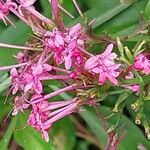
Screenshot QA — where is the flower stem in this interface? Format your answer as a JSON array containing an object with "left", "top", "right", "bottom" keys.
[
  {"left": 44, "top": 84, "right": 77, "bottom": 100},
  {"left": 44, "top": 102, "right": 78, "bottom": 125},
  {"left": 39, "top": 75, "right": 70, "bottom": 80},
  {"left": 43, "top": 98, "right": 76, "bottom": 111},
  {"left": 77, "top": 46, "right": 94, "bottom": 57},
  {"left": 52, "top": 66, "right": 71, "bottom": 74},
  {"left": 0, "top": 62, "right": 28, "bottom": 71}
]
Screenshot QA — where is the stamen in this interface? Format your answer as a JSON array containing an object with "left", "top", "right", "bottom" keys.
[
  {"left": 77, "top": 46, "right": 94, "bottom": 57},
  {"left": 4, "top": 15, "right": 16, "bottom": 28},
  {"left": 52, "top": 66, "right": 71, "bottom": 74},
  {"left": 4, "top": 108, "right": 14, "bottom": 122},
  {"left": 43, "top": 52, "right": 54, "bottom": 63},
  {"left": 72, "top": 0, "right": 83, "bottom": 17},
  {"left": 0, "top": 43, "right": 41, "bottom": 51},
  {"left": 0, "top": 62, "right": 28, "bottom": 71},
  {"left": 88, "top": 18, "right": 96, "bottom": 26},
  {"left": 4, "top": 86, "right": 13, "bottom": 104},
  {"left": 58, "top": 5, "right": 75, "bottom": 19}
]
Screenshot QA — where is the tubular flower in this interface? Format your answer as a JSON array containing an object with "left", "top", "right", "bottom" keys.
[
  {"left": 0, "top": 0, "right": 17, "bottom": 25},
  {"left": 17, "top": 0, "right": 36, "bottom": 16},
  {"left": 84, "top": 44, "right": 120, "bottom": 85},
  {"left": 134, "top": 53, "right": 150, "bottom": 75},
  {"left": 28, "top": 94, "right": 96, "bottom": 142},
  {"left": 121, "top": 72, "right": 139, "bottom": 92}
]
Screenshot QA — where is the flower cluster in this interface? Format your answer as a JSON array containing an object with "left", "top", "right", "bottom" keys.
[{"left": 0, "top": 0, "right": 150, "bottom": 142}]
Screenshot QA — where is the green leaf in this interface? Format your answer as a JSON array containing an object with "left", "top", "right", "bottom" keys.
[
  {"left": 92, "top": 3, "right": 131, "bottom": 29},
  {"left": 79, "top": 108, "right": 107, "bottom": 150},
  {"left": 0, "top": 21, "right": 31, "bottom": 67},
  {"left": 0, "top": 76, "right": 11, "bottom": 93},
  {"left": 144, "top": 0, "right": 150, "bottom": 18},
  {"left": 0, "top": 117, "right": 17, "bottom": 150},
  {"left": 81, "top": 106, "right": 150, "bottom": 150},
  {"left": 14, "top": 113, "right": 55, "bottom": 150},
  {"left": 51, "top": 117, "right": 76, "bottom": 150},
  {"left": 0, "top": 96, "right": 11, "bottom": 122},
  {"left": 94, "top": 0, "right": 148, "bottom": 36},
  {"left": 49, "top": 85, "right": 150, "bottom": 149},
  {"left": 69, "top": 0, "right": 131, "bottom": 28},
  {"left": 76, "top": 141, "right": 89, "bottom": 150}
]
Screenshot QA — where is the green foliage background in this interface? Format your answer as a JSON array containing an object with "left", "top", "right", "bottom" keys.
[{"left": 0, "top": 0, "right": 150, "bottom": 150}]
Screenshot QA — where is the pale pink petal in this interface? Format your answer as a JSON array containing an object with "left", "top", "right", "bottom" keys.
[
  {"left": 12, "top": 108, "right": 18, "bottom": 116},
  {"left": 67, "top": 41, "right": 76, "bottom": 51},
  {"left": 23, "top": 0, "right": 36, "bottom": 7},
  {"left": 99, "top": 73, "right": 106, "bottom": 85},
  {"left": 55, "top": 34, "right": 64, "bottom": 46},
  {"left": 43, "top": 64, "right": 52, "bottom": 71},
  {"left": 32, "top": 64, "right": 43, "bottom": 76},
  {"left": 42, "top": 130, "right": 49, "bottom": 142},
  {"left": 24, "top": 82, "right": 33, "bottom": 92},
  {"left": 65, "top": 56, "right": 72, "bottom": 70},
  {"left": 34, "top": 80, "right": 43, "bottom": 94},
  {"left": 69, "top": 23, "right": 81, "bottom": 36},
  {"left": 10, "top": 68, "right": 18, "bottom": 77},
  {"left": 101, "top": 43, "right": 113, "bottom": 56},
  {"left": 12, "top": 85, "right": 19, "bottom": 95},
  {"left": 92, "top": 67, "right": 100, "bottom": 73},
  {"left": 7, "top": 2, "right": 17, "bottom": 9},
  {"left": 106, "top": 73, "right": 118, "bottom": 85},
  {"left": 84, "top": 56, "right": 99, "bottom": 70}
]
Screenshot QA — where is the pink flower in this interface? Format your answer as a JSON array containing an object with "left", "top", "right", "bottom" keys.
[
  {"left": 28, "top": 97, "right": 50, "bottom": 142},
  {"left": 12, "top": 96, "right": 29, "bottom": 116},
  {"left": 50, "top": 0, "right": 59, "bottom": 19},
  {"left": 10, "top": 68, "right": 22, "bottom": 95},
  {"left": 28, "top": 95, "right": 79, "bottom": 142},
  {"left": 18, "top": 0, "right": 36, "bottom": 16},
  {"left": 0, "top": 0, "right": 17, "bottom": 24},
  {"left": 64, "top": 41, "right": 84, "bottom": 70},
  {"left": 134, "top": 53, "right": 150, "bottom": 74},
  {"left": 121, "top": 72, "right": 139, "bottom": 92},
  {"left": 23, "top": 62, "right": 52, "bottom": 94},
  {"left": 27, "top": 94, "right": 97, "bottom": 142},
  {"left": 44, "top": 23, "right": 84, "bottom": 70},
  {"left": 15, "top": 52, "right": 27, "bottom": 63},
  {"left": 84, "top": 44, "right": 120, "bottom": 85}
]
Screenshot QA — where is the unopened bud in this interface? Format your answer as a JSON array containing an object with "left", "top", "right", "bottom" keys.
[
  {"left": 135, "top": 119, "right": 141, "bottom": 125},
  {"left": 131, "top": 99, "right": 144, "bottom": 112}
]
